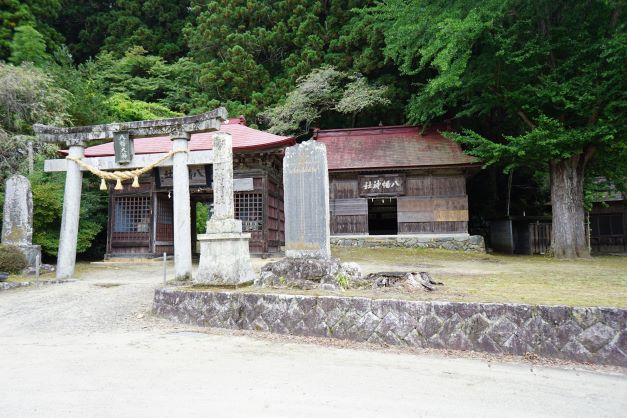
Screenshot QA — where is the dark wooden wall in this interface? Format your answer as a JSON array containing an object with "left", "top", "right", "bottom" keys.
[
  {"left": 106, "top": 152, "right": 286, "bottom": 258},
  {"left": 590, "top": 200, "right": 626, "bottom": 252},
  {"left": 329, "top": 171, "right": 469, "bottom": 235},
  {"left": 329, "top": 178, "right": 368, "bottom": 234}
]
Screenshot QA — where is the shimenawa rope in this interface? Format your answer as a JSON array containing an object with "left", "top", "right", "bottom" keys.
[{"left": 65, "top": 149, "right": 188, "bottom": 191}]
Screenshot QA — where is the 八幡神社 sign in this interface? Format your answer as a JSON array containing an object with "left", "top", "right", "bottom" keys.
[{"left": 359, "top": 174, "right": 406, "bottom": 196}]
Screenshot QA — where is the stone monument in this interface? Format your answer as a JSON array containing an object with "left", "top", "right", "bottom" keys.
[
  {"left": 283, "top": 140, "right": 331, "bottom": 259},
  {"left": 195, "top": 132, "right": 255, "bottom": 285},
  {"left": 256, "top": 140, "right": 360, "bottom": 291},
  {"left": 1, "top": 175, "right": 41, "bottom": 266}
]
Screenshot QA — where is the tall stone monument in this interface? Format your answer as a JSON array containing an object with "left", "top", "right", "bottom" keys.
[
  {"left": 195, "top": 132, "right": 255, "bottom": 285},
  {"left": 283, "top": 140, "right": 331, "bottom": 259},
  {"left": 1, "top": 175, "right": 41, "bottom": 266}
]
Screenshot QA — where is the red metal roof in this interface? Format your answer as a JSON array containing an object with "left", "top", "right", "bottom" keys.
[
  {"left": 313, "top": 125, "right": 478, "bottom": 171},
  {"left": 76, "top": 117, "right": 294, "bottom": 157}
]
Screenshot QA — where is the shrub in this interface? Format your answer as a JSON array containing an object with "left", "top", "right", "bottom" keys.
[{"left": 0, "top": 244, "right": 28, "bottom": 273}]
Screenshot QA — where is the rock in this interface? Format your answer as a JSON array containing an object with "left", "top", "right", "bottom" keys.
[
  {"left": 578, "top": 323, "right": 615, "bottom": 353},
  {"left": 256, "top": 258, "right": 444, "bottom": 293},
  {"left": 365, "top": 271, "right": 443, "bottom": 291},
  {"left": 255, "top": 257, "right": 361, "bottom": 290}
]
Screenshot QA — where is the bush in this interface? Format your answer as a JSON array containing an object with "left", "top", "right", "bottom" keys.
[{"left": 0, "top": 244, "right": 28, "bottom": 273}]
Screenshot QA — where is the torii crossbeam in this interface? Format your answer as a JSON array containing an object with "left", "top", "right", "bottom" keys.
[{"left": 33, "top": 108, "right": 227, "bottom": 280}]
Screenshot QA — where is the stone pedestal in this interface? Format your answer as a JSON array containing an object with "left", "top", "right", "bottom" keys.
[
  {"left": 194, "top": 133, "right": 254, "bottom": 285},
  {"left": 196, "top": 237, "right": 255, "bottom": 286}
]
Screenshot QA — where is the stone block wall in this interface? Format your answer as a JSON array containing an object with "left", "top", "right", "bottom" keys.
[
  {"left": 331, "top": 235, "right": 485, "bottom": 252},
  {"left": 154, "top": 289, "right": 626, "bottom": 366}
]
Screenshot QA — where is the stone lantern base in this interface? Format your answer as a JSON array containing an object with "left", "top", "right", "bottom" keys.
[{"left": 194, "top": 219, "right": 255, "bottom": 285}]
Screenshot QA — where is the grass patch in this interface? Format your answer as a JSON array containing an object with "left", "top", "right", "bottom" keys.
[
  {"left": 331, "top": 247, "right": 627, "bottom": 307},
  {"left": 179, "top": 248, "right": 627, "bottom": 308}
]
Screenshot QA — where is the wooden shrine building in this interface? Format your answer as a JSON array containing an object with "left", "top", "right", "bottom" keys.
[
  {"left": 313, "top": 125, "right": 481, "bottom": 236},
  {"left": 74, "top": 117, "right": 294, "bottom": 258},
  {"left": 59, "top": 121, "right": 483, "bottom": 260}
]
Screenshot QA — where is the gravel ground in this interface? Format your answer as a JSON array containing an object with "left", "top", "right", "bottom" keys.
[{"left": 0, "top": 260, "right": 625, "bottom": 417}]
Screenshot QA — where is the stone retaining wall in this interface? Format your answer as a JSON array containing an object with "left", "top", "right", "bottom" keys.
[
  {"left": 154, "top": 289, "right": 626, "bottom": 367},
  {"left": 331, "top": 235, "right": 486, "bottom": 252}
]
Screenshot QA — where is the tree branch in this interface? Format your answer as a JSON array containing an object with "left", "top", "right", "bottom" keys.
[
  {"left": 516, "top": 110, "right": 536, "bottom": 130},
  {"left": 582, "top": 145, "right": 597, "bottom": 168}
]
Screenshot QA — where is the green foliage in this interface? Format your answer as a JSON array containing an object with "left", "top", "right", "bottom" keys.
[
  {"left": 104, "top": 93, "right": 182, "bottom": 122},
  {"left": 368, "top": 0, "right": 626, "bottom": 183},
  {"left": 0, "top": 0, "right": 63, "bottom": 61},
  {"left": 9, "top": 25, "right": 49, "bottom": 66},
  {"left": 262, "top": 66, "right": 390, "bottom": 135},
  {"left": 0, "top": 63, "right": 70, "bottom": 134},
  {"left": 195, "top": 202, "right": 209, "bottom": 234},
  {"left": 0, "top": 63, "right": 70, "bottom": 183},
  {"left": 0, "top": 245, "right": 28, "bottom": 273},
  {"left": 336, "top": 273, "right": 350, "bottom": 290},
  {"left": 366, "top": 0, "right": 626, "bottom": 256},
  {"left": 55, "top": 0, "right": 190, "bottom": 62},
  {"left": 29, "top": 158, "right": 108, "bottom": 257}
]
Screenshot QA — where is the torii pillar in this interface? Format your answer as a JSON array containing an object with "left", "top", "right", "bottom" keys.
[
  {"left": 57, "top": 141, "right": 85, "bottom": 279},
  {"left": 33, "top": 108, "right": 227, "bottom": 280},
  {"left": 170, "top": 131, "right": 192, "bottom": 280}
]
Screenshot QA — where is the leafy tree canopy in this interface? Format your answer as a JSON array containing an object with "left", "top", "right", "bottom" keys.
[
  {"left": 0, "top": 0, "right": 63, "bottom": 60},
  {"left": 367, "top": 0, "right": 626, "bottom": 257},
  {"left": 9, "top": 25, "right": 50, "bottom": 66},
  {"left": 262, "top": 66, "right": 390, "bottom": 136}
]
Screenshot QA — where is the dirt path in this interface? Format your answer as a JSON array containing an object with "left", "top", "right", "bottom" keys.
[{"left": 0, "top": 261, "right": 625, "bottom": 417}]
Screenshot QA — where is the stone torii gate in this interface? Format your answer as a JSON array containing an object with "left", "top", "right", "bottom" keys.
[{"left": 33, "top": 108, "right": 227, "bottom": 280}]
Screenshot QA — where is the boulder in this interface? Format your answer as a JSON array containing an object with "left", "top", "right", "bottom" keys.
[{"left": 255, "top": 257, "right": 362, "bottom": 290}]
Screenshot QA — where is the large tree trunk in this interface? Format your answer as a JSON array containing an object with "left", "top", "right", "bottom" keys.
[{"left": 549, "top": 153, "right": 590, "bottom": 258}]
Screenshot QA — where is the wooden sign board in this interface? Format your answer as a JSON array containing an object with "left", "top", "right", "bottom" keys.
[
  {"left": 359, "top": 174, "right": 406, "bottom": 197},
  {"left": 113, "top": 132, "right": 133, "bottom": 164},
  {"left": 155, "top": 165, "right": 212, "bottom": 188}
]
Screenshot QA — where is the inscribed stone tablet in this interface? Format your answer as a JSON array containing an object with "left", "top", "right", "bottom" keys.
[
  {"left": 283, "top": 140, "right": 330, "bottom": 259},
  {"left": 1, "top": 175, "right": 33, "bottom": 246}
]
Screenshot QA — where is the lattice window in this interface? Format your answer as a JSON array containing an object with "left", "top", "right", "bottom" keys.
[
  {"left": 112, "top": 196, "right": 151, "bottom": 241},
  {"left": 156, "top": 195, "right": 174, "bottom": 242},
  {"left": 235, "top": 192, "right": 263, "bottom": 232}
]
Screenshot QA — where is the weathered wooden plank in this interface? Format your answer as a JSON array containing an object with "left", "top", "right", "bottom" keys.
[
  {"left": 331, "top": 198, "right": 368, "bottom": 215},
  {"left": 397, "top": 211, "right": 434, "bottom": 222},
  {"left": 331, "top": 179, "right": 359, "bottom": 199},
  {"left": 406, "top": 175, "right": 466, "bottom": 197},
  {"left": 398, "top": 221, "right": 468, "bottom": 234},
  {"left": 432, "top": 175, "right": 466, "bottom": 197},
  {"left": 331, "top": 215, "right": 368, "bottom": 234},
  {"left": 397, "top": 196, "right": 468, "bottom": 212},
  {"left": 433, "top": 210, "right": 469, "bottom": 222},
  {"left": 406, "top": 176, "right": 432, "bottom": 196}
]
